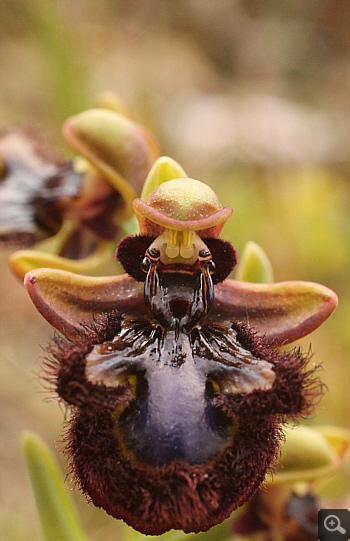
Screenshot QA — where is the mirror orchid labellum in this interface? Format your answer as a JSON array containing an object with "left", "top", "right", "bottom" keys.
[{"left": 24, "top": 174, "right": 337, "bottom": 535}]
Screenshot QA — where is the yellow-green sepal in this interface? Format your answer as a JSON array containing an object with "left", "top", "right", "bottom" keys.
[
  {"left": 235, "top": 241, "right": 274, "bottom": 283},
  {"left": 140, "top": 156, "right": 187, "bottom": 201},
  {"left": 265, "top": 425, "right": 350, "bottom": 485}
]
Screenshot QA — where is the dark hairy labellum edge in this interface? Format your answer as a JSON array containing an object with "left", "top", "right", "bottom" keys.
[
  {"left": 43, "top": 313, "right": 324, "bottom": 535},
  {"left": 65, "top": 407, "right": 281, "bottom": 535}
]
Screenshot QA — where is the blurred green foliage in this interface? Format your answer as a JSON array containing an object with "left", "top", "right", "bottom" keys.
[{"left": 0, "top": 0, "right": 349, "bottom": 539}]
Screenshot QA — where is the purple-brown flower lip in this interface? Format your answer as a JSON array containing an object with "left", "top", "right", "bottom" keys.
[
  {"left": 47, "top": 306, "right": 323, "bottom": 535},
  {"left": 0, "top": 131, "right": 75, "bottom": 246}
]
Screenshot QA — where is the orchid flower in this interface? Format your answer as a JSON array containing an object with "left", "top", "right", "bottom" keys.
[
  {"left": 0, "top": 94, "right": 159, "bottom": 279},
  {"left": 23, "top": 157, "right": 337, "bottom": 535}
]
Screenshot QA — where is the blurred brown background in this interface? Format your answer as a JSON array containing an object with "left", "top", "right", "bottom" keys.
[{"left": 1, "top": 1, "right": 349, "bottom": 539}]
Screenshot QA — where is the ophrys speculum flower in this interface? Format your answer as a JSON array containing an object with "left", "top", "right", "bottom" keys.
[
  {"left": 1, "top": 97, "right": 159, "bottom": 279},
  {"left": 24, "top": 169, "right": 337, "bottom": 535}
]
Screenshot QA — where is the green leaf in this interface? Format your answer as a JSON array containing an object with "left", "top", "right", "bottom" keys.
[
  {"left": 22, "top": 431, "right": 90, "bottom": 541},
  {"left": 235, "top": 241, "right": 274, "bottom": 283}
]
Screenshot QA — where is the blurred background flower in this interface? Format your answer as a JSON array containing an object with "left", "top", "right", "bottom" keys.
[
  {"left": 1, "top": 105, "right": 159, "bottom": 280},
  {"left": 0, "top": 1, "right": 349, "bottom": 539}
]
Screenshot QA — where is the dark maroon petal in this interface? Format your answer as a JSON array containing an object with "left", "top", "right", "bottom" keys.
[
  {"left": 203, "top": 238, "right": 237, "bottom": 284},
  {"left": 115, "top": 235, "right": 156, "bottom": 281},
  {"left": 39, "top": 290, "right": 326, "bottom": 535},
  {"left": 209, "top": 279, "right": 338, "bottom": 345}
]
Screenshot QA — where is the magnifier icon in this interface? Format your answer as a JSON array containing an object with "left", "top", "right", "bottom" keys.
[{"left": 324, "top": 514, "right": 346, "bottom": 534}]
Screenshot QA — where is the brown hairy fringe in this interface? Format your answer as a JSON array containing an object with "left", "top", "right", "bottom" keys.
[
  {"left": 65, "top": 403, "right": 283, "bottom": 535},
  {"left": 42, "top": 310, "right": 131, "bottom": 409},
  {"left": 40, "top": 312, "right": 325, "bottom": 535}
]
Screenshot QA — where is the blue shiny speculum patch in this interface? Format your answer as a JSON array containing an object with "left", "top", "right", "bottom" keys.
[
  {"left": 85, "top": 256, "right": 274, "bottom": 466},
  {"left": 119, "top": 330, "right": 234, "bottom": 465}
]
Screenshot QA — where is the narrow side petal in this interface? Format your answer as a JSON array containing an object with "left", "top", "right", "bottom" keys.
[
  {"left": 209, "top": 280, "right": 338, "bottom": 345},
  {"left": 24, "top": 269, "right": 145, "bottom": 340}
]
